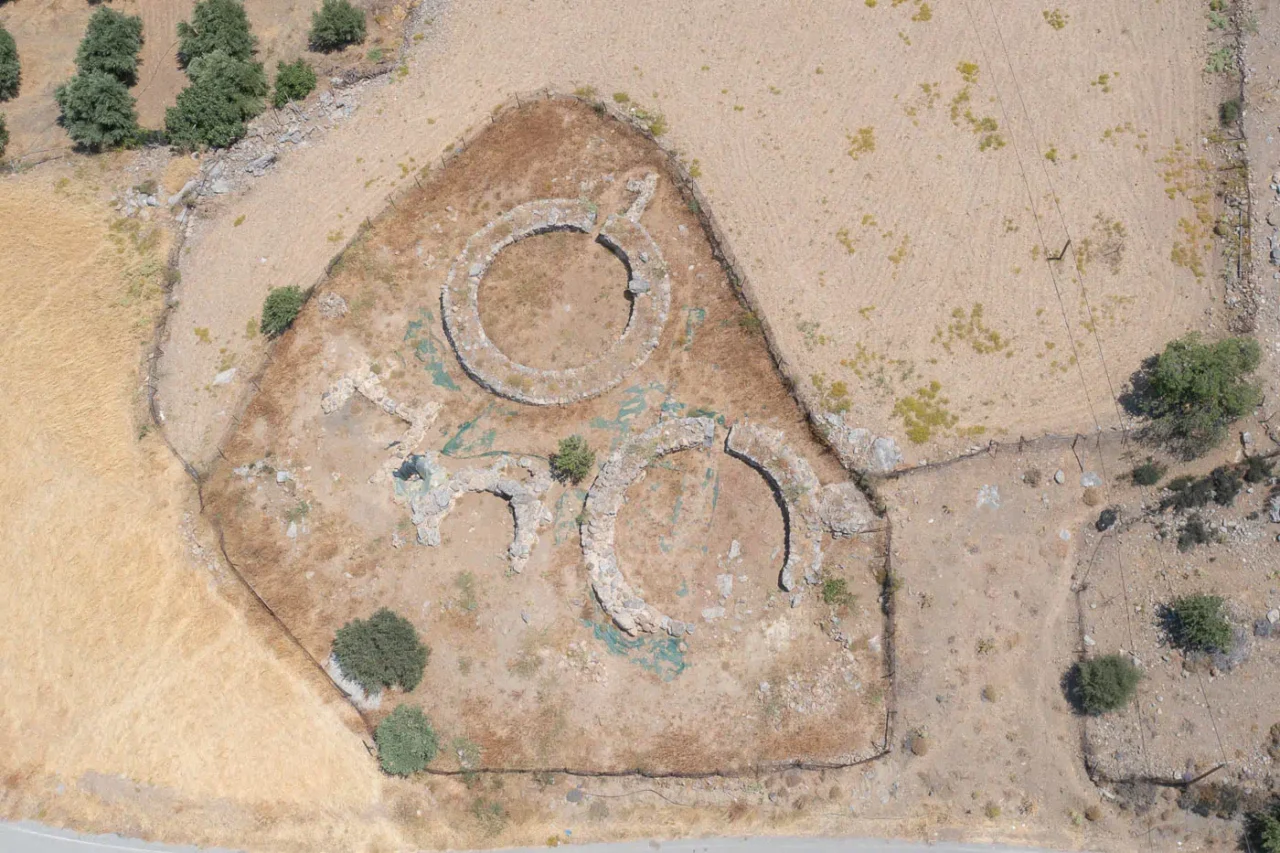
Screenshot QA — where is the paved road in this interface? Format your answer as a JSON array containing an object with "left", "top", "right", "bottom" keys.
[{"left": 1, "top": 822, "right": 1081, "bottom": 853}]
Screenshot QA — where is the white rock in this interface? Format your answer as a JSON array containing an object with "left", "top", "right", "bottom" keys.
[{"left": 212, "top": 367, "right": 237, "bottom": 386}]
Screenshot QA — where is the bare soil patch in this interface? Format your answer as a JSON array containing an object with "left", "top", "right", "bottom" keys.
[{"left": 206, "top": 98, "right": 889, "bottom": 773}]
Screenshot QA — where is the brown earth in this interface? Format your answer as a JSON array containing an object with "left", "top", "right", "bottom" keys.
[{"left": 205, "top": 98, "right": 890, "bottom": 773}]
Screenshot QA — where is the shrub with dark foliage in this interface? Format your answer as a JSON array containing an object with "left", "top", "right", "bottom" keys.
[
  {"left": 332, "top": 607, "right": 429, "bottom": 694},
  {"left": 1129, "top": 334, "right": 1261, "bottom": 459},
  {"left": 374, "top": 705, "right": 438, "bottom": 776},
  {"left": 1068, "top": 654, "right": 1141, "bottom": 715},
  {"left": 177, "top": 0, "right": 256, "bottom": 67},
  {"left": 76, "top": 7, "right": 144, "bottom": 85},
  {"left": 0, "top": 25, "right": 20, "bottom": 101},
  {"left": 551, "top": 434, "right": 595, "bottom": 484},
  {"left": 165, "top": 49, "right": 267, "bottom": 149},
  {"left": 1167, "top": 594, "right": 1232, "bottom": 653},
  {"left": 272, "top": 58, "right": 316, "bottom": 108},
  {"left": 55, "top": 71, "right": 138, "bottom": 150},
  {"left": 309, "top": 0, "right": 366, "bottom": 52},
  {"left": 258, "top": 285, "right": 304, "bottom": 337}
]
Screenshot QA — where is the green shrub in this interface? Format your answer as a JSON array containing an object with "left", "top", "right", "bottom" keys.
[
  {"left": 1167, "top": 594, "right": 1232, "bottom": 653},
  {"left": 1244, "top": 455, "right": 1274, "bottom": 484},
  {"left": 55, "top": 71, "right": 138, "bottom": 150},
  {"left": 1209, "top": 465, "right": 1242, "bottom": 506},
  {"left": 1131, "top": 458, "right": 1166, "bottom": 487},
  {"left": 272, "top": 58, "right": 315, "bottom": 108},
  {"left": 1177, "top": 513, "right": 1217, "bottom": 552},
  {"left": 177, "top": 0, "right": 256, "bottom": 67},
  {"left": 1219, "top": 98, "right": 1242, "bottom": 126},
  {"left": 258, "top": 285, "right": 304, "bottom": 337},
  {"left": 1247, "top": 805, "right": 1280, "bottom": 853},
  {"left": 1131, "top": 334, "right": 1261, "bottom": 459},
  {"left": 551, "top": 434, "right": 595, "bottom": 484},
  {"left": 0, "top": 25, "right": 20, "bottom": 101},
  {"left": 374, "top": 704, "right": 438, "bottom": 776},
  {"left": 1070, "top": 654, "right": 1141, "bottom": 715},
  {"left": 77, "top": 7, "right": 144, "bottom": 85},
  {"left": 309, "top": 0, "right": 366, "bottom": 52},
  {"left": 0, "top": 114, "right": 8, "bottom": 159},
  {"left": 165, "top": 50, "right": 267, "bottom": 149},
  {"left": 821, "top": 577, "right": 854, "bottom": 607},
  {"left": 332, "top": 607, "right": 429, "bottom": 693}
]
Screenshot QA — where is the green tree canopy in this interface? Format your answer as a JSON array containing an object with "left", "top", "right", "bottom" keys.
[
  {"left": 332, "top": 607, "right": 429, "bottom": 694},
  {"left": 164, "top": 49, "right": 266, "bottom": 149},
  {"left": 77, "top": 7, "right": 144, "bottom": 85},
  {"left": 55, "top": 71, "right": 138, "bottom": 150},
  {"left": 272, "top": 58, "right": 316, "bottom": 108},
  {"left": 309, "top": 0, "right": 366, "bottom": 52},
  {"left": 177, "top": 0, "right": 256, "bottom": 68},
  {"left": 0, "top": 25, "right": 20, "bottom": 101},
  {"left": 1132, "top": 334, "right": 1261, "bottom": 458},
  {"left": 1167, "top": 594, "right": 1233, "bottom": 653},
  {"left": 259, "top": 285, "right": 304, "bottom": 336},
  {"left": 0, "top": 113, "right": 9, "bottom": 159},
  {"left": 551, "top": 434, "right": 595, "bottom": 484},
  {"left": 374, "top": 705, "right": 439, "bottom": 776}
]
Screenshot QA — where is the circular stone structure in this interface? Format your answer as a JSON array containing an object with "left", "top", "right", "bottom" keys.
[{"left": 441, "top": 196, "right": 672, "bottom": 405}]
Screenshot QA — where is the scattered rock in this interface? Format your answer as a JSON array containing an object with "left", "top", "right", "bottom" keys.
[
  {"left": 318, "top": 292, "right": 349, "bottom": 318},
  {"left": 716, "top": 574, "right": 734, "bottom": 599},
  {"left": 245, "top": 152, "right": 277, "bottom": 173},
  {"left": 212, "top": 367, "right": 237, "bottom": 386},
  {"left": 1080, "top": 471, "right": 1103, "bottom": 488},
  {"left": 976, "top": 484, "right": 1001, "bottom": 509},
  {"left": 1054, "top": 469, "right": 1065, "bottom": 485},
  {"left": 701, "top": 606, "right": 726, "bottom": 621}
]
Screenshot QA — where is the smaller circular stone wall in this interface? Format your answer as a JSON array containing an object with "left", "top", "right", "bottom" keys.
[{"left": 440, "top": 198, "right": 672, "bottom": 405}]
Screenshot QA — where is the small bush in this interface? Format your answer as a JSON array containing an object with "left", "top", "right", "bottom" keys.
[
  {"left": 0, "top": 25, "right": 20, "bottom": 101},
  {"left": 1023, "top": 468, "right": 1042, "bottom": 487},
  {"left": 77, "top": 7, "right": 144, "bottom": 85},
  {"left": 1209, "top": 465, "right": 1242, "bottom": 506},
  {"left": 55, "top": 71, "right": 138, "bottom": 150},
  {"left": 1177, "top": 513, "right": 1216, "bottom": 552},
  {"left": 374, "top": 704, "right": 438, "bottom": 776},
  {"left": 177, "top": 0, "right": 256, "bottom": 67},
  {"left": 0, "top": 114, "right": 8, "bottom": 159},
  {"left": 1244, "top": 455, "right": 1274, "bottom": 484},
  {"left": 821, "top": 577, "right": 854, "bottom": 607},
  {"left": 1167, "top": 594, "right": 1232, "bottom": 653},
  {"left": 1219, "top": 98, "right": 1242, "bottom": 126},
  {"left": 332, "top": 607, "right": 429, "bottom": 693},
  {"left": 1131, "top": 458, "right": 1165, "bottom": 487},
  {"left": 166, "top": 50, "right": 267, "bottom": 149},
  {"left": 1069, "top": 654, "right": 1141, "bottom": 715},
  {"left": 551, "top": 435, "right": 595, "bottom": 484},
  {"left": 1129, "top": 334, "right": 1261, "bottom": 459},
  {"left": 1246, "top": 805, "right": 1280, "bottom": 853},
  {"left": 309, "top": 0, "right": 366, "bottom": 52},
  {"left": 272, "top": 58, "right": 315, "bottom": 108}
]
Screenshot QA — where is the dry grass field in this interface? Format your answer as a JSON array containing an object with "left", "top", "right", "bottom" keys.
[
  {"left": 0, "top": 173, "right": 389, "bottom": 849},
  {"left": 158, "top": 0, "right": 1230, "bottom": 471}
]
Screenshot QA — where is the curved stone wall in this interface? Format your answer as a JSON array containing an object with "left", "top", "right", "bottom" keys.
[
  {"left": 440, "top": 192, "right": 671, "bottom": 406},
  {"left": 580, "top": 417, "right": 717, "bottom": 636},
  {"left": 402, "top": 452, "right": 553, "bottom": 573},
  {"left": 724, "top": 420, "right": 827, "bottom": 592}
]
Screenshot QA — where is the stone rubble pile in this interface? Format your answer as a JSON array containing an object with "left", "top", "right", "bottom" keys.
[{"left": 815, "top": 412, "right": 903, "bottom": 474}]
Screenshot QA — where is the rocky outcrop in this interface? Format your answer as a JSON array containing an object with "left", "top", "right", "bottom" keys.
[
  {"left": 581, "top": 417, "right": 717, "bottom": 636},
  {"left": 402, "top": 453, "right": 553, "bottom": 573},
  {"left": 815, "top": 412, "right": 903, "bottom": 474},
  {"left": 440, "top": 185, "right": 671, "bottom": 405}
]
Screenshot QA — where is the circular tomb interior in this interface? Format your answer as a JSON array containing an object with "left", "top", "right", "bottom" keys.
[{"left": 478, "top": 231, "right": 633, "bottom": 370}]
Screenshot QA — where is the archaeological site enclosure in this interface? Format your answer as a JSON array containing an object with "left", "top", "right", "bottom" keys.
[{"left": 207, "top": 99, "right": 892, "bottom": 772}]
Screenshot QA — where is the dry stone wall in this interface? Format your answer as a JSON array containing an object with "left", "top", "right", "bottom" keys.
[{"left": 440, "top": 187, "right": 671, "bottom": 405}]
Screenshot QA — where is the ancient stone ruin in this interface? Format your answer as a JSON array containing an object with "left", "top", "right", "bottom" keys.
[
  {"left": 320, "top": 358, "right": 441, "bottom": 482},
  {"left": 397, "top": 451, "right": 553, "bottom": 573},
  {"left": 440, "top": 176, "right": 672, "bottom": 405},
  {"left": 581, "top": 416, "right": 874, "bottom": 636}
]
